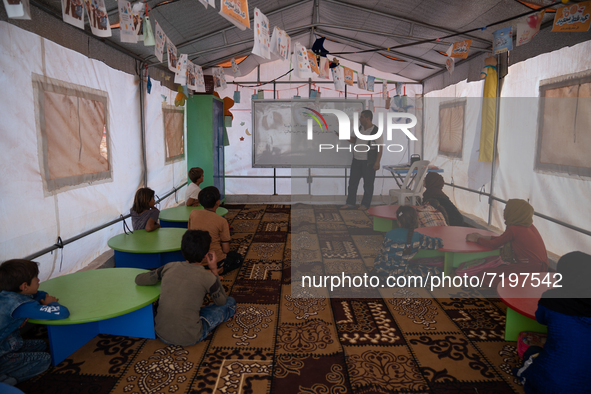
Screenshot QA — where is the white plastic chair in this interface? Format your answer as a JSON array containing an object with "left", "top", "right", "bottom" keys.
[{"left": 388, "top": 160, "right": 430, "bottom": 205}]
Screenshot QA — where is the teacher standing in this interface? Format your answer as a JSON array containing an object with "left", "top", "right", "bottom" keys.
[{"left": 341, "top": 110, "right": 383, "bottom": 211}]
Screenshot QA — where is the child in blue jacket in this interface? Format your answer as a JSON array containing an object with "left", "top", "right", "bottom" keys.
[{"left": 0, "top": 259, "right": 69, "bottom": 386}]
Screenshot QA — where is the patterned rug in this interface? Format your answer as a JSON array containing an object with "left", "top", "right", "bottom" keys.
[{"left": 17, "top": 204, "right": 525, "bottom": 394}]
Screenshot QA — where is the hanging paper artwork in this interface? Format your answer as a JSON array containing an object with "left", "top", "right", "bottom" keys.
[
  {"left": 343, "top": 67, "right": 354, "bottom": 86},
  {"left": 517, "top": 11, "right": 545, "bottom": 46},
  {"left": 446, "top": 57, "right": 455, "bottom": 74},
  {"left": 213, "top": 67, "right": 227, "bottom": 91},
  {"left": 219, "top": 0, "right": 250, "bottom": 31},
  {"left": 492, "top": 26, "right": 513, "bottom": 55},
  {"left": 367, "top": 76, "right": 375, "bottom": 92},
  {"left": 252, "top": 7, "right": 271, "bottom": 59},
  {"left": 166, "top": 37, "right": 178, "bottom": 73},
  {"left": 174, "top": 54, "right": 188, "bottom": 85},
  {"left": 187, "top": 61, "right": 197, "bottom": 91},
  {"left": 61, "top": 0, "right": 84, "bottom": 28},
  {"left": 3, "top": 0, "right": 31, "bottom": 19},
  {"left": 382, "top": 80, "right": 388, "bottom": 99},
  {"left": 231, "top": 58, "right": 242, "bottom": 77},
  {"left": 194, "top": 63, "right": 206, "bottom": 92},
  {"left": 307, "top": 50, "right": 320, "bottom": 75},
  {"left": 199, "top": 0, "right": 215, "bottom": 8},
  {"left": 270, "top": 27, "right": 291, "bottom": 61},
  {"left": 131, "top": 2, "right": 145, "bottom": 40},
  {"left": 358, "top": 73, "right": 367, "bottom": 90},
  {"left": 447, "top": 39, "right": 472, "bottom": 59},
  {"left": 116, "top": 0, "right": 136, "bottom": 43},
  {"left": 83, "top": 0, "right": 112, "bottom": 37},
  {"left": 233, "top": 90, "right": 241, "bottom": 103},
  {"left": 395, "top": 82, "right": 403, "bottom": 96},
  {"left": 154, "top": 21, "right": 165, "bottom": 62},
  {"left": 552, "top": 1, "right": 591, "bottom": 32},
  {"left": 294, "top": 43, "right": 312, "bottom": 79},
  {"left": 331, "top": 67, "right": 345, "bottom": 91},
  {"left": 318, "top": 57, "right": 330, "bottom": 79}
]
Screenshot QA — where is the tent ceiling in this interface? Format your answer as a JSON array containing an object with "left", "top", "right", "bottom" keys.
[{"left": 22, "top": 0, "right": 575, "bottom": 82}]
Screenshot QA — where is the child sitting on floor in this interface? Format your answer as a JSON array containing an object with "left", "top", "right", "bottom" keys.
[
  {"left": 130, "top": 187, "right": 161, "bottom": 232},
  {"left": 135, "top": 230, "right": 236, "bottom": 346},
  {"left": 374, "top": 205, "right": 444, "bottom": 279},
  {"left": 0, "top": 260, "right": 70, "bottom": 386},
  {"left": 513, "top": 251, "right": 591, "bottom": 393},
  {"left": 185, "top": 167, "right": 204, "bottom": 207}
]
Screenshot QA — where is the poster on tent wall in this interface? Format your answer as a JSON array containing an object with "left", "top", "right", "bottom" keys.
[
  {"left": 343, "top": 67, "right": 354, "bottom": 86},
  {"left": 213, "top": 67, "right": 227, "bottom": 91},
  {"left": 231, "top": 58, "right": 242, "bottom": 76},
  {"left": 270, "top": 27, "right": 291, "bottom": 61},
  {"left": 517, "top": 11, "right": 545, "bottom": 46},
  {"left": 318, "top": 57, "right": 330, "bottom": 79},
  {"left": 367, "top": 76, "right": 375, "bottom": 92},
  {"left": 492, "top": 26, "right": 513, "bottom": 55},
  {"left": 166, "top": 37, "right": 178, "bottom": 72},
  {"left": 331, "top": 67, "right": 345, "bottom": 91},
  {"left": 83, "top": 0, "right": 112, "bottom": 37},
  {"left": 132, "top": 2, "right": 145, "bottom": 40},
  {"left": 252, "top": 8, "right": 270, "bottom": 59},
  {"left": 219, "top": 0, "right": 249, "bottom": 30},
  {"left": 552, "top": 1, "right": 591, "bottom": 32},
  {"left": 307, "top": 50, "right": 320, "bottom": 75},
  {"left": 294, "top": 43, "right": 312, "bottom": 78},
  {"left": 358, "top": 73, "right": 367, "bottom": 90},
  {"left": 117, "top": 0, "right": 137, "bottom": 43},
  {"left": 174, "top": 54, "right": 188, "bottom": 85},
  {"left": 154, "top": 21, "right": 165, "bottom": 62},
  {"left": 446, "top": 57, "right": 455, "bottom": 74},
  {"left": 447, "top": 39, "right": 472, "bottom": 59},
  {"left": 382, "top": 80, "right": 388, "bottom": 99},
  {"left": 61, "top": 0, "right": 84, "bottom": 28}
]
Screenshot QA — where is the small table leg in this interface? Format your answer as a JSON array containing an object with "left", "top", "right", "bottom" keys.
[{"left": 504, "top": 307, "right": 547, "bottom": 341}]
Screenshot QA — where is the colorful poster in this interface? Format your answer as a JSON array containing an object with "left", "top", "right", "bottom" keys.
[
  {"left": 517, "top": 11, "right": 545, "bottom": 46},
  {"left": 447, "top": 39, "right": 472, "bottom": 59},
  {"left": 166, "top": 37, "right": 178, "bottom": 73},
  {"left": 318, "top": 57, "right": 330, "bottom": 79},
  {"left": 343, "top": 67, "right": 354, "bottom": 86},
  {"left": 252, "top": 7, "right": 270, "bottom": 59},
  {"left": 213, "top": 67, "right": 227, "bottom": 91},
  {"left": 174, "top": 54, "right": 188, "bottom": 85},
  {"left": 367, "top": 75, "right": 375, "bottom": 92},
  {"left": 231, "top": 57, "right": 241, "bottom": 77},
  {"left": 270, "top": 27, "right": 291, "bottom": 61},
  {"left": 187, "top": 62, "right": 197, "bottom": 91},
  {"left": 219, "top": 0, "right": 250, "bottom": 31},
  {"left": 154, "top": 21, "right": 165, "bottom": 62},
  {"left": 117, "top": 0, "right": 136, "bottom": 43},
  {"left": 61, "top": 0, "right": 84, "bottom": 28},
  {"left": 446, "top": 57, "right": 455, "bottom": 74},
  {"left": 395, "top": 82, "right": 403, "bottom": 96},
  {"left": 294, "top": 42, "right": 312, "bottom": 78},
  {"left": 307, "top": 50, "right": 320, "bottom": 75},
  {"left": 382, "top": 80, "right": 388, "bottom": 99},
  {"left": 332, "top": 67, "right": 344, "bottom": 92},
  {"left": 83, "top": 0, "right": 111, "bottom": 37},
  {"left": 358, "top": 73, "right": 367, "bottom": 90},
  {"left": 131, "top": 2, "right": 145, "bottom": 40},
  {"left": 492, "top": 26, "right": 513, "bottom": 55},
  {"left": 552, "top": 1, "right": 591, "bottom": 32},
  {"left": 195, "top": 64, "right": 206, "bottom": 93}
]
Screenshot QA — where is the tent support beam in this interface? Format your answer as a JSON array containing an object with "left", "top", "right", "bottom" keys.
[
  {"left": 139, "top": 62, "right": 148, "bottom": 187},
  {"left": 487, "top": 54, "right": 502, "bottom": 225}
]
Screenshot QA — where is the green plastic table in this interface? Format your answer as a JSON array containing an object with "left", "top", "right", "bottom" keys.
[
  {"left": 497, "top": 280, "right": 549, "bottom": 341},
  {"left": 159, "top": 206, "right": 228, "bottom": 228},
  {"left": 107, "top": 228, "right": 186, "bottom": 268},
  {"left": 367, "top": 204, "right": 402, "bottom": 232},
  {"left": 29, "top": 268, "right": 160, "bottom": 366},
  {"left": 414, "top": 226, "right": 500, "bottom": 275}
]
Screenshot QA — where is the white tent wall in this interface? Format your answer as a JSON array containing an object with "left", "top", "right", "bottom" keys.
[
  {"left": 218, "top": 56, "right": 422, "bottom": 199},
  {"left": 424, "top": 40, "right": 591, "bottom": 259},
  {"left": 0, "top": 22, "right": 182, "bottom": 279}
]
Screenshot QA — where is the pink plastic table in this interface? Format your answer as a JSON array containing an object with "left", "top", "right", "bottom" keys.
[
  {"left": 415, "top": 226, "right": 500, "bottom": 275},
  {"left": 497, "top": 281, "right": 550, "bottom": 340}
]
